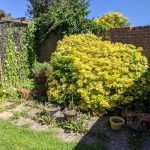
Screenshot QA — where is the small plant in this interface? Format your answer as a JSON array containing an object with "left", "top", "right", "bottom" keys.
[
  {"left": 59, "top": 114, "right": 89, "bottom": 134},
  {"left": 25, "top": 100, "right": 43, "bottom": 109},
  {"left": 14, "top": 99, "right": 25, "bottom": 105},
  {"left": 20, "top": 79, "right": 36, "bottom": 89},
  {"left": 34, "top": 105, "right": 56, "bottom": 125},
  {"left": 0, "top": 107, "right": 7, "bottom": 112},
  {"left": 36, "top": 111, "right": 55, "bottom": 125},
  {"left": 32, "top": 62, "right": 51, "bottom": 77},
  {"left": 18, "top": 79, "right": 46, "bottom": 99},
  {"left": 11, "top": 110, "right": 29, "bottom": 120},
  {"left": 127, "top": 116, "right": 147, "bottom": 132}
]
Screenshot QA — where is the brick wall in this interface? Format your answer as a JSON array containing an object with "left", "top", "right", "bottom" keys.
[{"left": 109, "top": 26, "right": 150, "bottom": 62}]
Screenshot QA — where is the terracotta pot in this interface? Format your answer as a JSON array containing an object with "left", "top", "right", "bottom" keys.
[
  {"left": 36, "top": 76, "right": 47, "bottom": 84},
  {"left": 19, "top": 88, "right": 32, "bottom": 99},
  {"left": 19, "top": 87, "right": 46, "bottom": 99}
]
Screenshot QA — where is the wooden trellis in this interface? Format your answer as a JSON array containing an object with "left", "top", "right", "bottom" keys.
[{"left": 0, "top": 17, "right": 29, "bottom": 25}]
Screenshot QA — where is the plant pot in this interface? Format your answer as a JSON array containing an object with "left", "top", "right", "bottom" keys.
[
  {"left": 110, "top": 116, "right": 125, "bottom": 131},
  {"left": 122, "top": 110, "right": 150, "bottom": 124},
  {"left": 36, "top": 76, "right": 47, "bottom": 84},
  {"left": 19, "top": 87, "right": 46, "bottom": 99},
  {"left": 19, "top": 88, "right": 32, "bottom": 99},
  {"left": 140, "top": 113, "right": 150, "bottom": 124},
  {"left": 31, "top": 87, "right": 46, "bottom": 96}
]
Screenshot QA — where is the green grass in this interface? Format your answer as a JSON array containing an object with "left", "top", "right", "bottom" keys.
[{"left": 0, "top": 120, "right": 106, "bottom": 150}]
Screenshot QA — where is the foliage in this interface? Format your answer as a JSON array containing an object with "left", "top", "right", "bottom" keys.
[
  {"left": 27, "top": 0, "right": 110, "bottom": 46},
  {"left": 27, "top": 0, "right": 52, "bottom": 18},
  {"left": 36, "top": 112, "right": 55, "bottom": 125},
  {"left": 47, "top": 34, "right": 150, "bottom": 114},
  {"left": 93, "top": 12, "right": 129, "bottom": 28},
  {"left": 0, "top": 9, "right": 4, "bottom": 14},
  {"left": 35, "top": 105, "right": 56, "bottom": 125},
  {"left": 11, "top": 110, "right": 29, "bottom": 120},
  {"left": 28, "top": 0, "right": 90, "bottom": 44},
  {"left": 20, "top": 79, "right": 36, "bottom": 89},
  {"left": 1, "top": 22, "right": 36, "bottom": 99},
  {"left": 2, "top": 29, "right": 21, "bottom": 98},
  {"left": 32, "top": 62, "right": 51, "bottom": 77},
  {"left": 23, "top": 21, "right": 37, "bottom": 68},
  {"left": 82, "top": 19, "right": 110, "bottom": 39},
  {"left": 59, "top": 114, "right": 88, "bottom": 134}
]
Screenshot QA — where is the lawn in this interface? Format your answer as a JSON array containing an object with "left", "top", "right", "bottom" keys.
[{"left": 0, "top": 120, "right": 104, "bottom": 150}]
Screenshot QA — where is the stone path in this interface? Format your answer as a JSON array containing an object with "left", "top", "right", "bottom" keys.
[
  {"left": 0, "top": 101, "right": 48, "bottom": 131},
  {"left": 27, "top": 108, "right": 41, "bottom": 117},
  {"left": 12, "top": 103, "right": 26, "bottom": 112},
  {"left": 15, "top": 117, "right": 34, "bottom": 126},
  {"left": 1, "top": 101, "right": 13, "bottom": 108},
  {"left": 0, "top": 111, "right": 13, "bottom": 120},
  {"left": 0, "top": 100, "right": 149, "bottom": 150}
]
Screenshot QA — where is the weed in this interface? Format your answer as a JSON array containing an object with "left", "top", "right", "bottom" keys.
[
  {"left": 59, "top": 114, "right": 89, "bottom": 134},
  {"left": 35, "top": 110, "right": 56, "bottom": 126},
  {"left": 10, "top": 110, "right": 29, "bottom": 120}
]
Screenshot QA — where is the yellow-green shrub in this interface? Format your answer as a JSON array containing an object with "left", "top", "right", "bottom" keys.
[
  {"left": 93, "top": 12, "right": 129, "bottom": 28},
  {"left": 47, "top": 34, "right": 150, "bottom": 114}
]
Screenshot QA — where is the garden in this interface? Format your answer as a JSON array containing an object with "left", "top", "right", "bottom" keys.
[{"left": 0, "top": 0, "right": 150, "bottom": 150}]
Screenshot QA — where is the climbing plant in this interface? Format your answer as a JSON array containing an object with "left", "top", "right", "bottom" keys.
[
  {"left": 1, "top": 21, "right": 36, "bottom": 100},
  {"left": 2, "top": 29, "right": 20, "bottom": 98}
]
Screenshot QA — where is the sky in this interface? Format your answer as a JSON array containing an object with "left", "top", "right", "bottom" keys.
[{"left": 0, "top": 0, "right": 150, "bottom": 26}]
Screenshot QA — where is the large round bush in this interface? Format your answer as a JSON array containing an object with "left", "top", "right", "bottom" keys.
[{"left": 47, "top": 34, "right": 149, "bottom": 114}]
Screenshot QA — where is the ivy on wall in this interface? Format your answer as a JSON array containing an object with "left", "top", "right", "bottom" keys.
[
  {"left": 0, "top": 21, "right": 36, "bottom": 100},
  {"left": 2, "top": 29, "right": 19, "bottom": 98}
]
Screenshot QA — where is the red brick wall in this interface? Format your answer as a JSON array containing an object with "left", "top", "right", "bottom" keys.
[{"left": 109, "top": 26, "right": 150, "bottom": 62}]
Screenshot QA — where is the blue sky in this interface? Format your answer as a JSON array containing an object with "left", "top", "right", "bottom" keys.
[{"left": 0, "top": 0, "right": 150, "bottom": 26}]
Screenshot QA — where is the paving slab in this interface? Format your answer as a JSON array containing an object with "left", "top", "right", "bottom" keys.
[
  {"left": 15, "top": 117, "right": 34, "bottom": 126},
  {"left": 12, "top": 104, "right": 26, "bottom": 112},
  {"left": 30, "top": 122, "right": 49, "bottom": 131},
  {"left": 0, "top": 101, "right": 14, "bottom": 108},
  {"left": 0, "top": 111, "right": 13, "bottom": 120},
  {"left": 27, "top": 108, "right": 41, "bottom": 117}
]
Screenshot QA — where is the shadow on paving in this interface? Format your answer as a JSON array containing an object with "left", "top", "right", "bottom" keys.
[
  {"left": 73, "top": 116, "right": 129, "bottom": 150},
  {"left": 73, "top": 70, "right": 150, "bottom": 150}
]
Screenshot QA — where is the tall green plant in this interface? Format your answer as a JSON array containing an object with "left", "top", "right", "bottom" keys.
[
  {"left": 22, "top": 21, "right": 37, "bottom": 68},
  {"left": 3, "top": 29, "right": 19, "bottom": 98},
  {"left": 27, "top": 0, "right": 51, "bottom": 18},
  {"left": 2, "top": 22, "right": 36, "bottom": 99},
  {"left": 27, "top": 0, "right": 90, "bottom": 44}
]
